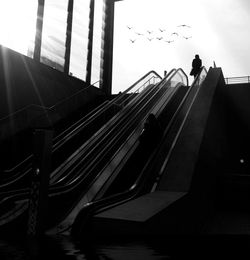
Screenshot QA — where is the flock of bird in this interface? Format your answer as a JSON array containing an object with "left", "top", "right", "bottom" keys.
[{"left": 126, "top": 24, "right": 192, "bottom": 44}]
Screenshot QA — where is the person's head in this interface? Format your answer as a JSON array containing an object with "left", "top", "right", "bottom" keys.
[
  {"left": 146, "top": 114, "right": 157, "bottom": 125},
  {"left": 195, "top": 54, "right": 199, "bottom": 59},
  {"left": 148, "top": 113, "right": 156, "bottom": 120}
]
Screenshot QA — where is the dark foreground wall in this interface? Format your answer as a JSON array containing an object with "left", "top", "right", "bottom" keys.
[
  {"left": 0, "top": 45, "right": 106, "bottom": 139},
  {"left": 0, "top": 45, "right": 104, "bottom": 119}
]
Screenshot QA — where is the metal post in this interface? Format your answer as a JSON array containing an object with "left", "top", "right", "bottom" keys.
[
  {"left": 27, "top": 129, "right": 53, "bottom": 236},
  {"left": 86, "top": 0, "right": 95, "bottom": 85},
  {"left": 34, "top": 0, "right": 45, "bottom": 62},
  {"left": 100, "top": 0, "right": 115, "bottom": 96},
  {"left": 64, "top": 0, "right": 74, "bottom": 74}
]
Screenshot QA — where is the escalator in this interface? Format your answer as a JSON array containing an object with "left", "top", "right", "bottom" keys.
[
  {"left": 68, "top": 67, "right": 212, "bottom": 238},
  {"left": 0, "top": 70, "right": 166, "bottom": 234},
  {"left": 0, "top": 92, "right": 106, "bottom": 172},
  {"left": 101, "top": 84, "right": 190, "bottom": 197},
  {"left": 0, "top": 71, "right": 162, "bottom": 193},
  {"left": 43, "top": 68, "right": 189, "bottom": 234},
  {"left": 2, "top": 65, "right": 246, "bottom": 237}
]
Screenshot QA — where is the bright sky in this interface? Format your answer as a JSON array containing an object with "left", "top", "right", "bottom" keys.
[
  {"left": 0, "top": 0, "right": 249, "bottom": 94},
  {"left": 112, "top": 0, "right": 250, "bottom": 93},
  {"left": 0, "top": 0, "right": 37, "bottom": 55}
]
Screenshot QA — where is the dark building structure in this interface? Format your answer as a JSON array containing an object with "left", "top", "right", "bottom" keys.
[
  {"left": 0, "top": 0, "right": 123, "bottom": 133},
  {"left": 10, "top": 0, "right": 123, "bottom": 96},
  {"left": 1, "top": 1, "right": 250, "bottom": 250},
  {"left": 34, "top": 0, "right": 123, "bottom": 95}
]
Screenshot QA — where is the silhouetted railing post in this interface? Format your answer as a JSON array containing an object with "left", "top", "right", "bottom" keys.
[
  {"left": 64, "top": 0, "right": 74, "bottom": 74},
  {"left": 86, "top": 0, "right": 95, "bottom": 85},
  {"left": 27, "top": 129, "right": 53, "bottom": 236},
  {"left": 34, "top": 0, "right": 45, "bottom": 62},
  {"left": 100, "top": 0, "right": 115, "bottom": 95}
]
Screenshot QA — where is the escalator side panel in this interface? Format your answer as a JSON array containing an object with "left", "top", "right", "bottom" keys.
[
  {"left": 156, "top": 68, "right": 225, "bottom": 192},
  {"left": 103, "top": 86, "right": 189, "bottom": 196}
]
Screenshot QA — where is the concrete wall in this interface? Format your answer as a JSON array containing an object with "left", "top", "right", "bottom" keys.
[
  {"left": 0, "top": 45, "right": 100, "bottom": 119},
  {"left": 220, "top": 83, "right": 250, "bottom": 174},
  {"left": 0, "top": 45, "right": 106, "bottom": 139}
]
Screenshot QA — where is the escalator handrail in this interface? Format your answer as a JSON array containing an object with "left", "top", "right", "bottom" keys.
[
  {"left": 0, "top": 70, "right": 167, "bottom": 195},
  {"left": 49, "top": 77, "right": 170, "bottom": 187},
  {"left": 111, "top": 67, "right": 207, "bottom": 197},
  {"left": 70, "top": 67, "right": 207, "bottom": 234},
  {"left": 90, "top": 68, "right": 190, "bottom": 200},
  {"left": 2, "top": 99, "right": 109, "bottom": 175},
  {"left": 46, "top": 69, "right": 188, "bottom": 204},
  {"left": 52, "top": 72, "right": 164, "bottom": 149},
  {"left": 0, "top": 73, "right": 170, "bottom": 223},
  {"left": 0, "top": 70, "right": 164, "bottom": 187},
  {"left": 48, "top": 70, "right": 177, "bottom": 184},
  {"left": 2, "top": 71, "right": 163, "bottom": 174},
  {"left": 0, "top": 67, "right": 186, "bottom": 230},
  {"left": 43, "top": 72, "right": 184, "bottom": 232},
  {"left": 90, "top": 83, "right": 186, "bottom": 201},
  {"left": 0, "top": 69, "right": 172, "bottom": 197},
  {"left": 36, "top": 68, "right": 182, "bottom": 190},
  {"left": 118, "top": 70, "right": 162, "bottom": 95},
  {"left": 116, "top": 69, "right": 176, "bottom": 108},
  {"left": 133, "top": 66, "right": 207, "bottom": 191}
]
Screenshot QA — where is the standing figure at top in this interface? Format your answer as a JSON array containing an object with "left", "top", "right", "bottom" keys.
[{"left": 190, "top": 54, "right": 202, "bottom": 78}]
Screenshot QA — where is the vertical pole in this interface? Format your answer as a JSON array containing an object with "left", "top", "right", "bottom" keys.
[
  {"left": 100, "top": 0, "right": 115, "bottom": 96},
  {"left": 64, "top": 0, "right": 74, "bottom": 74},
  {"left": 27, "top": 129, "right": 53, "bottom": 236},
  {"left": 34, "top": 0, "right": 45, "bottom": 62},
  {"left": 86, "top": 0, "right": 95, "bottom": 85}
]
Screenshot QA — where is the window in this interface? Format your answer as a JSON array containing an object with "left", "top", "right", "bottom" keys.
[
  {"left": 40, "top": 0, "right": 68, "bottom": 71},
  {"left": 0, "top": 0, "right": 37, "bottom": 56}
]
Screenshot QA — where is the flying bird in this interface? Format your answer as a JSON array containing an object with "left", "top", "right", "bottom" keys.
[
  {"left": 156, "top": 37, "right": 163, "bottom": 40},
  {"left": 171, "top": 32, "right": 179, "bottom": 36},
  {"left": 127, "top": 25, "right": 133, "bottom": 30},
  {"left": 178, "top": 24, "right": 191, "bottom": 28},
  {"left": 165, "top": 40, "right": 174, "bottom": 43},
  {"left": 159, "top": 28, "right": 166, "bottom": 32},
  {"left": 135, "top": 32, "right": 144, "bottom": 36},
  {"left": 147, "top": 30, "right": 153, "bottom": 34},
  {"left": 130, "top": 39, "right": 136, "bottom": 43},
  {"left": 147, "top": 37, "right": 154, "bottom": 41},
  {"left": 183, "top": 36, "right": 192, "bottom": 40}
]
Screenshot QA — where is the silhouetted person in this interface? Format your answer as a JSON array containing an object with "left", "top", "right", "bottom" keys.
[
  {"left": 190, "top": 54, "right": 202, "bottom": 78},
  {"left": 164, "top": 70, "right": 167, "bottom": 77},
  {"left": 139, "top": 113, "right": 163, "bottom": 149}
]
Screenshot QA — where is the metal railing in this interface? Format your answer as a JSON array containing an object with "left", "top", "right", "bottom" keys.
[
  {"left": 70, "top": 67, "right": 207, "bottom": 237},
  {"left": 224, "top": 76, "right": 250, "bottom": 84},
  {"left": 0, "top": 68, "right": 184, "bottom": 230},
  {"left": 0, "top": 71, "right": 163, "bottom": 184}
]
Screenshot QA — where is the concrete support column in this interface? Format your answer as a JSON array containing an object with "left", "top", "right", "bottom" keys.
[
  {"left": 34, "top": 0, "right": 45, "bottom": 62},
  {"left": 64, "top": 0, "right": 74, "bottom": 74},
  {"left": 27, "top": 129, "right": 53, "bottom": 236},
  {"left": 100, "top": 0, "right": 115, "bottom": 96},
  {"left": 86, "top": 0, "right": 95, "bottom": 86}
]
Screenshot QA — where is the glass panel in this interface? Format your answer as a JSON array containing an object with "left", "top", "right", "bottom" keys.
[
  {"left": 69, "top": 0, "right": 90, "bottom": 80},
  {"left": 193, "top": 67, "right": 207, "bottom": 86},
  {"left": 91, "top": 0, "right": 104, "bottom": 87},
  {"left": 40, "top": 0, "right": 68, "bottom": 71},
  {"left": 0, "top": 0, "right": 37, "bottom": 56}
]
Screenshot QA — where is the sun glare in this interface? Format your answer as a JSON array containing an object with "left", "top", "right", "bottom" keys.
[{"left": 0, "top": 0, "right": 37, "bottom": 55}]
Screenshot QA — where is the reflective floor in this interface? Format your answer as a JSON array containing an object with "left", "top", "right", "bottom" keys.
[{"left": 1, "top": 234, "right": 250, "bottom": 260}]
